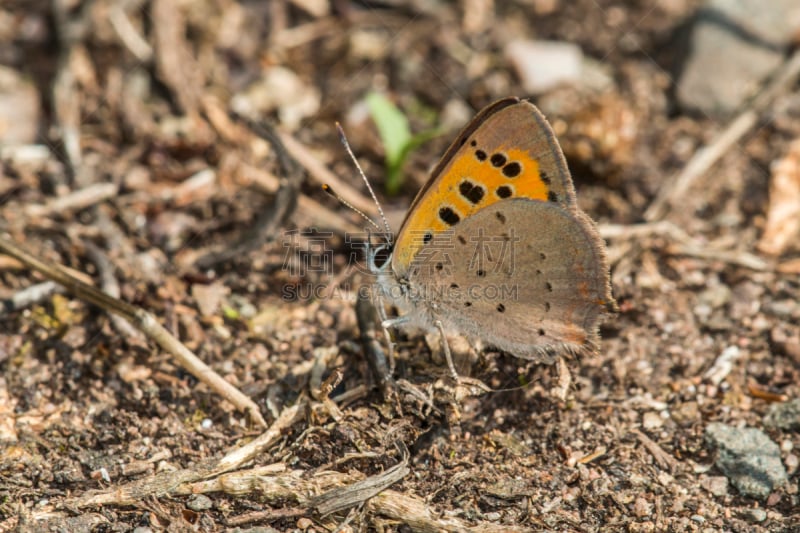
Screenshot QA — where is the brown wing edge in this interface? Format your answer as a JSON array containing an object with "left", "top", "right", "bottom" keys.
[{"left": 524, "top": 100, "right": 578, "bottom": 208}]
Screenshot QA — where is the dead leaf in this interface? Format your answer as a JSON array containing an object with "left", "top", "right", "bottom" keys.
[{"left": 758, "top": 138, "right": 800, "bottom": 256}]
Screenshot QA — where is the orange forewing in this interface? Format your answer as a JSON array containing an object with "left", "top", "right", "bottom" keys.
[{"left": 392, "top": 98, "right": 575, "bottom": 276}]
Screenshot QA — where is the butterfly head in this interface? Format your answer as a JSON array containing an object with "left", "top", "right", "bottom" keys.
[{"left": 366, "top": 233, "right": 394, "bottom": 276}]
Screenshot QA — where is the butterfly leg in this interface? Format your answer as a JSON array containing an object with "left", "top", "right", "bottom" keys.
[
  {"left": 434, "top": 320, "right": 459, "bottom": 380},
  {"left": 371, "top": 287, "right": 399, "bottom": 376},
  {"left": 376, "top": 302, "right": 398, "bottom": 375},
  {"left": 380, "top": 315, "right": 460, "bottom": 380}
]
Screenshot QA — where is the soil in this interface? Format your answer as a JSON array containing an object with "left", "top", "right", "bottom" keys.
[{"left": 1, "top": 1, "right": 799, "bottom": 531}]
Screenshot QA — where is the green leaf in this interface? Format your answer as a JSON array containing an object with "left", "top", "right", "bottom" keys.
[
  {"left": 366, "top": 92, "right": 441, "bottom": 196},
  {"left": 222, "top": 305, "right": 240, "bottom": 320}
]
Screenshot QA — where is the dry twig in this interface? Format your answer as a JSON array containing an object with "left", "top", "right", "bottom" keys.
[
  {"left": 599, "top": 221, "right": 769, "bottom": 270},
  {"left": 23, "top": 183, "right": 119, "bottom": 218},
  {"left": 645, "top": 48, "right": 800, "bottom": 221},
  {"left": 278, "top": 130, "right": 379, "bottom": 217},
  {"left": 0, "top": 235, "right": 266, "bottom": 427},
  {"left": 632, "top": 429, "right": 681, "bottom": 474}
]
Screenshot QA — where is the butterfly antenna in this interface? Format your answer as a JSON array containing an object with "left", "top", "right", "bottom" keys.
[
  {"left": 322, "top": 184, "right": 381, "bottom": 232},
  {"left": 336, "top": 122, "right": 393, "bottom": 240}
]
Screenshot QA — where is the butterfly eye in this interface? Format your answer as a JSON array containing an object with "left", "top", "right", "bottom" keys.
[{"left": 370, "top": 244, "right": 392, "bottom": 269}]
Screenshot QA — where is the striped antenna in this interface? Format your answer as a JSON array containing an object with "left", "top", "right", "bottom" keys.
[
  {"left": 322, "top": 184, "right": 382, "bottom": 232},
  {"left": 335, "top": 122, "right": 393, "bottom": 240}
]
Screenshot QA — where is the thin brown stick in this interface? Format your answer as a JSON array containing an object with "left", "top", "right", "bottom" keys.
[
  {"left": 238, "top": 157, "right": 361, "bottom": 234},
  {"left": 214, "top": 402, "right": 304, "bottom": 473},
  {"left": 367, "top": 490, "right": 530, "bottom": 532},
  {"left": 109, "top": 3, "right": 153, "bottom": 62},
  {"left": 278, "top": 130, "right": 379, "bottom": 217},
  {"left": 599, "top": 221, "right": 769, "bottom": 271},
  {"left": 24, "top": 183, "right": 119, "bottom": 218},
  {"left": 1, "top": 281, "right": 64, "bottom": 314},
  {"left": 645, "top": 48, "right": 800, "bottom": 221},
  {"left": 0, "top": 235, "right": 266, "bottom": 427},
  {"left": 51, "top": 0, "right": 86, "bottom": 176},
  {"left": 632, "top": 429, "right": 680, "bottom": 474},
  {"left": 152, "top": 0, "right": 202, "bottom": 116}
]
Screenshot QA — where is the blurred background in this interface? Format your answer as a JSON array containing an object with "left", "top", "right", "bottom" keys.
[{"left": 1, "top": 1, "right": 799, "bottom": 530}]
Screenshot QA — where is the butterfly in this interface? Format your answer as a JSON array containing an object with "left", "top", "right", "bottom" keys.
[{"left": 360, "top": 97, "right": 616, "bottom": 376}]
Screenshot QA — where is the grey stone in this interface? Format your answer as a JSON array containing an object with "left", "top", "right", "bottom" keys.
[
  {"left": 675, "top": 0, "right": 800, "bottom": 117},
  {"left": 705, "top": 423, "right": 788, "bottom": 499},
  {"left": 764, "top": 398, "right": 800, "bottom": 431},
  {"left": 187, "top": 494, "right": 213, "bottom": 511},
  {"left": 707, "top": 0, "right": 800, "bottom": 46},
  {"left": 741, "top": 507, "right": 768, "bottom": 523},
  {"left": 763, "top": 299, "right": 799, "bottom": 318}
]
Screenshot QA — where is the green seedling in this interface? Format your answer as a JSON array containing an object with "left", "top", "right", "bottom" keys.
[{"left": 366, "top": 92, "right": 440, "bottom": 196}]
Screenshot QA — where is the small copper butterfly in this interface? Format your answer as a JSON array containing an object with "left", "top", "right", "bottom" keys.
[{"left": 362, "top": 97, "right": 616, "bottom": 375}]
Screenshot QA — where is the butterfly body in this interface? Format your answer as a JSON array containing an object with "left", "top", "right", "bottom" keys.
[{"left": 370, "top": 97, "right": 615, "bottom": 362}]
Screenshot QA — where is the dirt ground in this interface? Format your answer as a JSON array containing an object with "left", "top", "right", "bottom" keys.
[{"left": 1, "top": 1, "right": 799, "bottom": 531}]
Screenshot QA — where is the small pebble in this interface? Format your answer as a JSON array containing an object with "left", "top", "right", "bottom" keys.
[
  {"left": 672, "top": 401, "right": 700, "bottom": 426},
  {"left": 633, "top": 496, "right": 652, "bottom": 517},
  {"left": 741, "top": 508, "right": 767, "bottom": 523},
  {"left": 504, "top": 40, "right": 583, "bottom": 94},
  {"left": 296, "top": 517, "right": 314, "bottom": 529},
  {"left": 784, "top": 453, "right": 798, "bottom": 474},
  {"left": 642, "top": 411, "right": 663, "bottom": 430},
  {"left": 765, "top": 399, "right": 800, "bottom": 431},
  {"left": 187, "top": 494, "right": 213, "bottom": 511},
  {"left": 91, "top": 467, "right": 111, "bottom": 483},
  {"left": 699, "top": 475, "right": 728, "bottom": 497}
]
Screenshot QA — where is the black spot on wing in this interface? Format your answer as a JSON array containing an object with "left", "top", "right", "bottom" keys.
[
  {"left": 459, "top": 180, "right": 485, "bottom": 205},
  {"left": 490, "top": 153, "right": 507, "bottom": 167},
  {"left": 439, "top": 206, "right": 460, "bottom": 226},
  {"left": 496, "top": 185, "right": 512, "bottom": 198},
  {"left": 502, "top": 161, "right": 521, "bottom": 177},
  {"left": 540, "top": 171, "right": 551, "bottom": 185}
]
